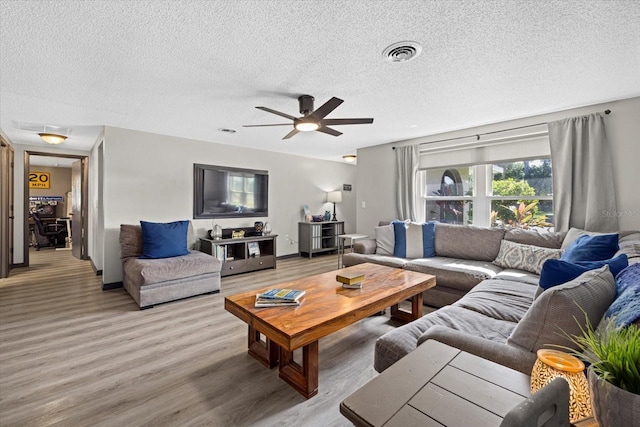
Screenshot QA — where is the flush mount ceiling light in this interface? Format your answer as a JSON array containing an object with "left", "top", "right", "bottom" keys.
[
  {"left": 294, "top": 118, "right": 320, "bottom": 132},
  {"left": 382, "top": 41, "right": 423, "bottom": 63},
  {"left": 38, "top": 133, "right": 67, "bottom": 144},
  {"left": 342, "top": 155, "right": 357, "bottom": 163}
]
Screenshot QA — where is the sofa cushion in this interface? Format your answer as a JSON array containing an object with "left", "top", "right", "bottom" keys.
[
  {"left": 453, "top": 278, "right": 537, "bottom": 323},
  {"left": 374, "top": 225, "right": 395, "bottom": 256},
  {"left": 616, "top": 232, "right": 640, "bottom": 265},
  {"left": 140, "top": 220, "right": 190, "bottom": 259},
  {"left": 494, "top": 268, "right": 541, "bottom": 286},
  {"left": 415, "top": 306, "right": 517, "bottom": 346},
  {"left": 506, "top": 266, "right": 616, "bottom": 353},
  {"left": 374, "top": 305, "right": 517, "bottom": 372},
  {"left": 120, "top": 224, "right": 144, "bottom": 258},
  {"left": 493, "top": 240, "right": 562, "bottom": 274},
  {"left": 561, "top": 233, "right": 619, "bottom": 262},
  {"left": 504, "top": 228, "right": 565, "bottom": 249},
  {"left": 404, "top": 257, "right": 503, "bottom": 292},
  {"left": 123, "top": 251, "right": 220, "bottom": 287},
  {"left": 434, "top": 223, "right": 505, "bottom": 261},
  {"left": 539, "top": 254, "right": 629, "bottom": 290},
  {"left": 392, "top": 221, "right": 436, "bottom": 258},
  {"left": 342, "top": 252, "right": 410, "bottom": 269}
]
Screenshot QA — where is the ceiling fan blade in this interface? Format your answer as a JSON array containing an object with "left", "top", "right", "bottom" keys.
[
  {"left": 282, "top": 128, "right": 300, "bottom": 139},
  {"left": 321, "top": 118, "right": 374, "bottom": 126},
  {"left": 256, "top": 106, "right": 297, "bottom": 121},
  {"left": 316, "top": 126, "right": 343, "bottom": 137},
  {"left": 243, "top": 123, "right": 292, "bottom": 127},
  {"left": 309, "top": 97, "right": 343, "bottom": 121}
]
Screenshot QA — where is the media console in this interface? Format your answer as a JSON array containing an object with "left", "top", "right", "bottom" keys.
[{"left": 200, "top": 228, "right": 277, "bottom": 277}]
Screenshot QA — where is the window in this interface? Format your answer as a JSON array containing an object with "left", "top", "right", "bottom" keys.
[
  {"left": 491, "top": 159, "right": 553, "bottom": 228},
  {"left": 425, "top": 167, "right": 473, "bottom": 224},
  {"left": 424, "top": 158, "right": 553, "bottom": 229}
]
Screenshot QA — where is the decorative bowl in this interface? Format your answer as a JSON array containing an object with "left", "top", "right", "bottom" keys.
[{"left": 312, "top": 215, "right": 324, "bottom": 222}]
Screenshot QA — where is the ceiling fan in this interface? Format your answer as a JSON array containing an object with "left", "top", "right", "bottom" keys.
[{"left": 243, "top": 95, "right": 374, "bottom": 139}]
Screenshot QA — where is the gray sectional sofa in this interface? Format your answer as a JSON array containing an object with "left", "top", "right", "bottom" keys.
[
  {"left": 343, "top": 223, "right": 640, "bottom": 374},
  {"left": 119, "top": 224, "right": 222, "bottom": 309}
]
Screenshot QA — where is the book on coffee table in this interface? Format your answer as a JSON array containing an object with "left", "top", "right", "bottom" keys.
[
  {"left": 255, "top": 296, "right": 301, "bottom": 307},
  {"left": 336, "top": 272, "right": 365, "bottom": 286},
  {"left": 256, "top": 288, "right": 305, "bottom": 301},
  {"left": 341, "top": 282, "right": 363, "bottom": 289}
]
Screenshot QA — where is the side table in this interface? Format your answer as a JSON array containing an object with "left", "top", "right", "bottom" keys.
[
  {"left": 337, "top": 234, "right": 369, "bottom": 268},
  {"left": 341, "top": 340, "right": 535, "bottom": 426}
]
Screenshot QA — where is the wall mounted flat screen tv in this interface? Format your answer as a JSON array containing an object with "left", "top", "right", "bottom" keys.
[{"left": 193, "top": 164, "right": 268, "bottom": 219}]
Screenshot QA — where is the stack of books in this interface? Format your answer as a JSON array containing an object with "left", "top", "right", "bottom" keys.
[
  {"left": 254, "top": 288, "right": 305, "bottom": 307},
  {"left": 337, "top": 272, "right": 365, "bottom": 289}
]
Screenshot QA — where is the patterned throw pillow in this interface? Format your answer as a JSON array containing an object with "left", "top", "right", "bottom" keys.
[{"left": 493, "top": 239, "right": 563, "bottom": 274}]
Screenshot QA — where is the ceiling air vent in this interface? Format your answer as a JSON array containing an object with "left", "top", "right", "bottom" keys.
[{"left": 382, "top": 41, "right": 422, "bottom": 63}]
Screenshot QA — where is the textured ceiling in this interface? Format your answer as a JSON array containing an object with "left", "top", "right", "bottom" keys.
[{"left": 1, "top": 0, "right": 639, "bottom": 162}]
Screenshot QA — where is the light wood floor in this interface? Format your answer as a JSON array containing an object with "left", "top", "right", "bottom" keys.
[{"left": 0, "top": 249, "right": 421, "bottom": 427}]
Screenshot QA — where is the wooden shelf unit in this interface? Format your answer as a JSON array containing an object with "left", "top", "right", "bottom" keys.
[
  {"left": 298, "top": 221, "right": 344, "bottom": 259},
  {"left": 200, "top": 234, "right": 277, "bottom": 277}
]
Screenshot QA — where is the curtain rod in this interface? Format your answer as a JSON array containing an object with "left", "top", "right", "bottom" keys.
[{"left": 392, "top": 109, "right": 611, "bottom": 149}]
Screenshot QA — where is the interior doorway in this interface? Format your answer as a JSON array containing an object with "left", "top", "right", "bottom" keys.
[
  {"left": 23, "top": 151, "right": 88, "bottom": 267},
  {"left": 1, "top": 136, "right": 14, "bottom": 278}
]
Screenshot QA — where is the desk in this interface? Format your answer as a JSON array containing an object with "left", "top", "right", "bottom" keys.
[
  {"left": 340, "top": 340, "right": 533, "bottom": 426},
  {"left": 337, "top": 234, "right": 368, "bottom": 268}
]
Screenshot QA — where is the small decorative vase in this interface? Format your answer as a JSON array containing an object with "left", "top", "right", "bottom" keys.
[
  {"left": 212, "top": 224, "right": 222, "bottom": 240},
  {"left": 324, "top": 210, "right": 331, "bottom": 221},
  {"left": 589, "top": 368, "right": 640, "bottom": 427},
  {"left": 254, "top": 221, "right": 264, "bottom": 234},
  {"left": 263, "top": 222, "right": 272, "bottom": 235}
]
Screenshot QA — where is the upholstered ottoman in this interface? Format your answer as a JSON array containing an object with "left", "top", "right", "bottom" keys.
[{"left": 120, "top": 224, "right": 222, "bottom": 309}]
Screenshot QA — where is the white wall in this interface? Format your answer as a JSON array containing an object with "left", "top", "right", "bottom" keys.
[
  {"left": 356, "top": 96, "right": 640, "bottom": 235},
  {"left": 100, "top": 126, "right": 357, "bottom": 284}
]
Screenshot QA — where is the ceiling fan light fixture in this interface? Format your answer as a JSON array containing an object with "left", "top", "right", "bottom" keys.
[
  {"left": 295, "top": 120, "right": 319, "bottom": 132},
  {"left": 342, "top": 155, "right": 357, "bottom": 163},
  {"left": 38, "top": 133, "right": 67, "bottom": 144}
]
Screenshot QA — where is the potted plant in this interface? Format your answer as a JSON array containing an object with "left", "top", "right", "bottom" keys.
[{"left": 566, "top": 316, "right": 640, "bottom": 426}]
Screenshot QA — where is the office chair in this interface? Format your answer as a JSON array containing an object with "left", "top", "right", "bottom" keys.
[{"left": 31, "top": 212, "right": 68, "bottom": 250}]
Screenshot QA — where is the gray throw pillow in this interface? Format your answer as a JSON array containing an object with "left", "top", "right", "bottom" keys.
[
  {"left": 507, "top": 266, "right": 616, "bottom": 352},
  {"left": 375, "top": 225, "right": 395, "bottom": 256},
  {"left": 493, "top": 240, "right": 563, "bottom": 274}
]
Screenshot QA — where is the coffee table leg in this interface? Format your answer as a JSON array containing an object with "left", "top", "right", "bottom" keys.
[
  {"left": 390, "top": 292, "right": 424, "bottom": 323},
  {"left": 278, "top": 341, "right": 319, "bottom": 399},
  {"left": 247, "top": 326, "right": 279, "bottom": 368}
]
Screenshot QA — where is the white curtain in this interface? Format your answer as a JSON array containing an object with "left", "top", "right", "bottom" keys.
[
  {"left": 548, "top": 113, "right": 618, "bottom": 232},
  {"left": 395, "top": 145, "right": 419, "bottom": 221}
]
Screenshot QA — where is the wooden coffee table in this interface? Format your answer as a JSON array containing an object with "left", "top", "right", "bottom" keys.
[{"left": 224, "top": 263, "right": 436, "bottom": 398}]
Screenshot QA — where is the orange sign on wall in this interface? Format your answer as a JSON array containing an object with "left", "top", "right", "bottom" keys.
[{"left": 29, "top": 172, "right": 50, "bottom": 189}]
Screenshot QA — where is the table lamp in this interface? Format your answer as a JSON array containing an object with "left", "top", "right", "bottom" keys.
[
  {"left": 530, "top": 349, "right": 592, "bottom": 423},
  {"left": 327, "top": 191, "right": 342, "bottom": 221}
]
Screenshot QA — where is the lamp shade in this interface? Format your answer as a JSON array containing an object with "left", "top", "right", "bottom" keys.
[
  {"left": 327, "top": 191, "right": 342, "bottom": 203},
  {"left": 530, "top": 349, "right": 592, "bottom": 423}
]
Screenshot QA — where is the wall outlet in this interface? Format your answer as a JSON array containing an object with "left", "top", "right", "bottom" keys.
[{"left": 361, "top": 201, "right": 366, "bottom": 209}]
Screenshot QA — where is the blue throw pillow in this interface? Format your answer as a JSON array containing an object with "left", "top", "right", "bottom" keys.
[
  {"left": 605, "top": 263, "right": 640, "bottom": 327},
  {"left": 392, "top": 220, "right": 436, "bottom": 258},
  {"left": 560, "top": 233, "right": 619, "bottom": 262},
  {"left": 539, "top": 254, "right": 628, "bottom": 290},
  {"left": 140, "top": 220, "right": 189, "bottom": 259}
]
